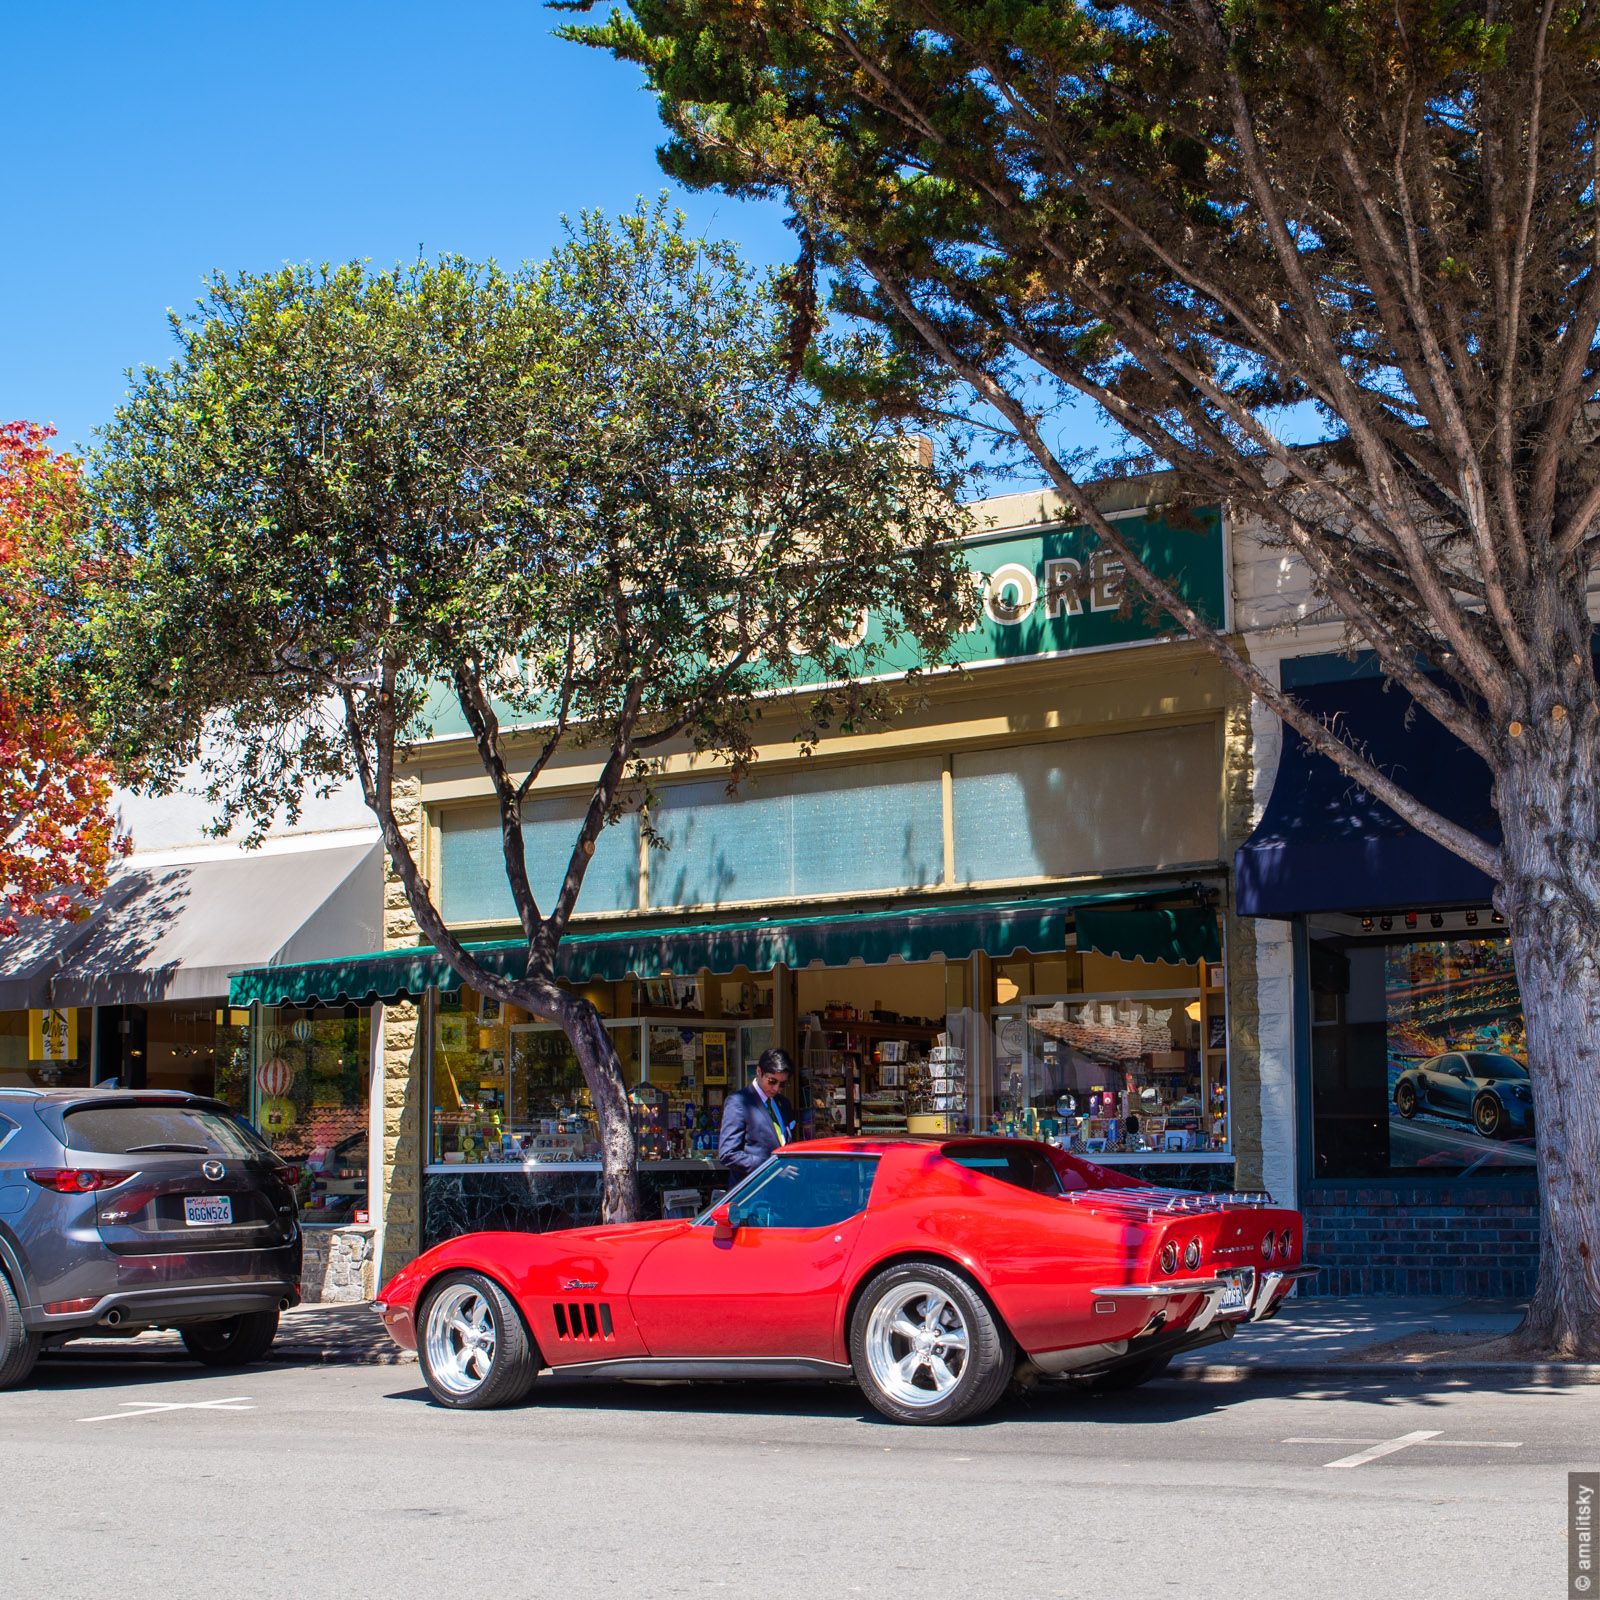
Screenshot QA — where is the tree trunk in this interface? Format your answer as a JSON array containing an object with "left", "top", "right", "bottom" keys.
[
  {"left": 557, "top": 994, "right": 640, "bottom": 1225},
  {"left": 1494, "top": 719, "right": 1600, "bottom": 1359}
]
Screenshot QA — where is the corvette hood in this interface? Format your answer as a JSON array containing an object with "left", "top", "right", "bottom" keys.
[{"left": 379, "top": 1218, "right": 692, "bottom": 1309}]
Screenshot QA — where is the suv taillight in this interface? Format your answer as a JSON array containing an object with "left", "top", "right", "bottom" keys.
[{"left": 25, "top": 1168, "right": 133, "bottom": 1193}]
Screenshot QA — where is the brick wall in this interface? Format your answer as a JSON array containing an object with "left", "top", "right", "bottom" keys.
[{"left": 1302, "top": 1185, "right": 1539, "bottom": 1297}]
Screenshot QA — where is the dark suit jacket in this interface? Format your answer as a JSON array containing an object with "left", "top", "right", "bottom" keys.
[{"left": 717, "top": 1084, "right": 795, "bottom": 1180}]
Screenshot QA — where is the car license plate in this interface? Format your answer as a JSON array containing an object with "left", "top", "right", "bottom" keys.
[
  {"left": 1219, "top": 1270, "right": 1254, "bottom": 1314},
  {"left": 184, "top": 1195, "right": 233, "bottom": 1227}
]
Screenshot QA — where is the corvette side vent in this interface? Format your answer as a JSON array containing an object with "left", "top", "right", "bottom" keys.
[{"left": 553, "top": 1301, "right": 615, "bottom": 1341}]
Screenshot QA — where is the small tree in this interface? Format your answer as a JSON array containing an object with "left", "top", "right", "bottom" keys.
[
  {"left": 574, "top": 3, "right": 1600, "bottom": 1350},
  {"left": 0, "top": 421, "right": 124, "bottom": 935},
  {"left": 82, "top": 206, "right": 972, "bottom": 1221}
]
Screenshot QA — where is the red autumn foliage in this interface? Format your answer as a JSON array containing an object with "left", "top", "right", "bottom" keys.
[{"left": 0, "top": 421, "right": 127, "bottom": 937}]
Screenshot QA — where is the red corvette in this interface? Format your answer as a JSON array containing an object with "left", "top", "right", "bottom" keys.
[{"left": 376, "top": 1136, "right": 1316, "bottom": 1424}]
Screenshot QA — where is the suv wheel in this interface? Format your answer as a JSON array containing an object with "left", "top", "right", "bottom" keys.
[
  {"left": 180, "top": 1309, "right": 280, "bottom": 1367},
  {"left": 0, "top": 1270, "right": 40, "bottom": 1390},
  {"left": 850, "top": 1262, "right": 1012, "bottom": 1425}
]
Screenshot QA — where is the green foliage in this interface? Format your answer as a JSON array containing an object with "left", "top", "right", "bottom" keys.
[{"left": 82, "top": 203, "right": 973, "bottom": 878}]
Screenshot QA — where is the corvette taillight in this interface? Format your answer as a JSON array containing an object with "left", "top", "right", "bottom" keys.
[
  {"left": 1277, "top": 1230, "right": 1294, "bottom": 1261},
  {"left": 25, "top": 1168, "right": 133, "bottom": 1194},
  {"left": 1184, "top": 1238, "right": 1202, "bottom": 1270},
  {"left": 1260, "top": 1230, "right": 1276, "bottom": 1259},
  {"left": 1159, "top": 1242, "right": 1179, "bottom": 1274}
]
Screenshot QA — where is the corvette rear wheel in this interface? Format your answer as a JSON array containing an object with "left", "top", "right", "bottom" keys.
[
  {"left": 1077, "top": 1352, "right": 1173, "bottom": 1392},
  {"left": 419, "top": 1272, "right": 536, "bottom": 1410},
  {"left": 850, "top": 1263, "right": 1012, "bottom": 1425}
]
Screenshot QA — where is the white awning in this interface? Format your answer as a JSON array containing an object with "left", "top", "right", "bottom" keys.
[{"left": 0, "top": 841, "right": 384, "bottom": 1010}]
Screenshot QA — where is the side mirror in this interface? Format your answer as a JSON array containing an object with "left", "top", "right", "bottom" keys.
[{"left": 710, "top": 1204, "right": 736, "bottom": 1242}]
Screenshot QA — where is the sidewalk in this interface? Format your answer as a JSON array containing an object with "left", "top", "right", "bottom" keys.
[
  {"left": 57, "top": 1294, "right": 1600, "bottom": 1382},
  {"left": 1172, "top": 1294, "right": 1600, "bottom": 1383},
  {"left": 61, "top": 1301, "right": 412, "bottom": 1366}
]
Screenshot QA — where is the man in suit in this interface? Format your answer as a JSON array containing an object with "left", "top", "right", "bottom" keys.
[{"left": 717, "top": 1047, "right": 797, "bottom": 1184}]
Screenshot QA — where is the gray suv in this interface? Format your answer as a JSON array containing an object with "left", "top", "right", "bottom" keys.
[{"left": 0, "top": 1088, "right": 302, "bottom": 1388}]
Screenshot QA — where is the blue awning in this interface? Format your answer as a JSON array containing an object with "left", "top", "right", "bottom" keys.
[{"left": 1234, "top": 659, "right": 1497, "bottom": 918}]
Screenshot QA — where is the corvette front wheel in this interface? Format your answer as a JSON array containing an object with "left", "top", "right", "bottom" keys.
[
  {"left": 418, "top": 1272, "right": 537, "bottom": 1410},
  {"left": 850, "top": 1263, "right": 1012, "bottom": 1425}
]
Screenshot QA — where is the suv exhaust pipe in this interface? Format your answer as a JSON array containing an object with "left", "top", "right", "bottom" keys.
[
  {"left": 278, "top": 1298, "right": 292, "bottom": 1312},
  {"left": 103, "top": 1307, "right": 125, "bottom": 1327}
]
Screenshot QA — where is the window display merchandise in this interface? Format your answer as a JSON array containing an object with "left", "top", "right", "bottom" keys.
[
  {"left": 983, "top": 949, "right": 1229, "bottom": 1162},
  {"left": 423, "top": 911, "right": 1231, "bottom": 1177},
  {"left": 253, "top": 1006, "right": 372, "bottom": 1221}
]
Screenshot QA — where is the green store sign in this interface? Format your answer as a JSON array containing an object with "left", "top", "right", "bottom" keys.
[
  {"left": 841, "top": 504, "right": 1225, "bottom": 677},
  {"left": 422, "top": 505, "right": 1224, "bottom": 739}
]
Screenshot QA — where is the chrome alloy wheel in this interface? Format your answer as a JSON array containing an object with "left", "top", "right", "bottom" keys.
[
  {"left": 864, "top": 1280, "right": 971, "bottom": 1408},
  {"left": 424, "top": 1283, "right": 499, "bottom": 1397}
]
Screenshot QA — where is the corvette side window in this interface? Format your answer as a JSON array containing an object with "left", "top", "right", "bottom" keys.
[
  {"left": 944, "top": 1145, "right": 1065, "bottom": 1196},
  {"left": 725, "top": 1156, "right": 878, "bottom": 1230}
]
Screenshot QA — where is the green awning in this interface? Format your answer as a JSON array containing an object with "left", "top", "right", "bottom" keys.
[
  {"left": 228, "top": 888, "right": 1214, "bottom": 1008},
  {"left": 1071, "top": 906, "right": 1222, "bottom": 967}
]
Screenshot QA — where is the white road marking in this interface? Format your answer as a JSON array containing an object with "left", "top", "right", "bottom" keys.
[
  {"left": 1283, "top": 1431, "right": 1523, "bottom": 1468},
  {"left": 78, "top": 1397, "right": 255, "bottom": 1423}
]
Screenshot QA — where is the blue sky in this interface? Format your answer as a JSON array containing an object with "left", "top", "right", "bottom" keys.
[{"left": 2, "top": 1, "right": 794, "bottom": 454}]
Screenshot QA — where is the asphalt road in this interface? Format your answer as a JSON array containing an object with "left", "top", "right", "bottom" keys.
[{"left": 1, "top": 1350, "right": 1591, "bottom": 1600}]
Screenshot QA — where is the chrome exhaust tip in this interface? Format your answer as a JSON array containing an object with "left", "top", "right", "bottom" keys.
[
  {"left": 103, "top": 1307, "right": 124, "bottom": 1327},
  {"left": 278, "top": 1297, "right": 292, "bottom": 1312}
]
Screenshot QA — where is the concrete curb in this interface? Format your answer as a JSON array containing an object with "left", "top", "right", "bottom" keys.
[
  {"left": 266, "top": 1344, "right": 416, "bottom": 1367},
  {"left": 1171, "top": 1359, "right": 1600, "bottom": 1385}
]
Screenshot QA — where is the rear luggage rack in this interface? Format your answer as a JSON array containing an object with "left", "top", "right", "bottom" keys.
[{"left": 1064, "top": 1187, "right": 1274, "bottom": 1219}]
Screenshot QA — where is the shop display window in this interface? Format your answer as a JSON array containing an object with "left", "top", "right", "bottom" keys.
[
  {"left": 982, "top": 934, "right": 1229, "bottom": 1158},
  {"left": 1308, "top": 917, "right": 1531, "bottom": 1179},
  {"left": 427, "top": 984, "right": 773, "bottom": 1169},
  {"left": 252, "top": 1005, "right": 372, "bottom": 1222},
  {"left": 0, "top": 1008, "right": 91, "bottom": 1089}
]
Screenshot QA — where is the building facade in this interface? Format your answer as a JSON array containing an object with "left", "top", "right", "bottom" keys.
[
  {"left": 1231, "top": 523, "right": 1538, "bottom": 1297},
  {"left": 3, "top": 480, "right": 1531, "bottom": 1302},
  {"left": 0, "top": 777, "right": 387, "bottom": 1301},
  {"left": 227, "top": 484, "right": 1282, "bottom": 1287}
]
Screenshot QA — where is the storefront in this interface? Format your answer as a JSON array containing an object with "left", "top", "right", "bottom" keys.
[
  {"left": 229, "top": 488, "right": 1265, "bottom": 1278},
  {"left": 1236, "top": 653, "right": 1537, "bottom": 1297},
  {"left": 0, "top": 839, "right": 387, "bottom": 1298}
]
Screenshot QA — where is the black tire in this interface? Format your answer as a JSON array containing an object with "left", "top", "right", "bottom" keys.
[
  {"left": 1076, "top": 1352, "right": 1173, "bottom": 1392},
  {"left": 180, "top": 1308, "right": 280, "bottom": 1367},
  {"left": 417, "top": 1271, "right": 537, "bottom": 1410},
  {"left": 1473, "top": 1092, "right": 1504, "bottom": 1139},
  {"left": 1394, "top": 1080, "right": 1418, "bottom": 1118},
  {"left": 849, "top": 1261, "right": 1013, "bottom": 1425},
  {"left": 0, "top": 1268, "right": 40, "bottom": 1390}
]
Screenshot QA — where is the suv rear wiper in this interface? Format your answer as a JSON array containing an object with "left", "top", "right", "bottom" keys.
[{"left": 123, "top": 1142, "right": 212, "bottom": 1154}]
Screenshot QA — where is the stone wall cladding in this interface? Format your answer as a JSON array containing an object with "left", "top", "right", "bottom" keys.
[
  {"left": 379, "top": 774, "right": 426, "bottom": 1285},
  {"left": 300, "top": 1225, "right": 378, "bottom": 1304},
  {"left": 1302, "top": 1185, "right": 1539, "bottom": 1297},
  {"left": 1219, "top": 683, "right": 1265, "bottom": 1191}
]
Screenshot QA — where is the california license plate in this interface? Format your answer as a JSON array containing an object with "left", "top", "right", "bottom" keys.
[
  {"left": 1219, "top": 1270, "right": 1254, "bottom": 1314},
  {"left": 184, "top": 1195, "right": 233, "bottom": 1227}
]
